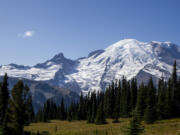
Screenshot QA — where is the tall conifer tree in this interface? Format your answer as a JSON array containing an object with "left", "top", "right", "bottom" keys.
[
  {"left": 144, "top": 77, "right": 156, "bottom": 124},
  {"left": 0, "top": 73, "right": 10, "bottom": 135},
  {"left": 125, "top": 110, "right": 144, "bottom": 135},
  {"left": 0, "top": 74, "right": 9, "bottom": 124},
  {"left": 60, "top": 98, "right": 66, "bottom": 120},
  {"left": 130, "top": 78, "right": 137, "bottom": 111},
  {"left": 135, "top": 83, "right": 146, "bottom": 119},
  {"left": 95, "top": 102, "right": 106, "bottom": 125},
  {"left": 9, "top": 81, "right": 33, "bottom": 135},
  {"left": 157, "top": 77, "right": 166, "bottom": 119},
  {"left": 171, "top": 60, "right": 180, "bottom": 117}
]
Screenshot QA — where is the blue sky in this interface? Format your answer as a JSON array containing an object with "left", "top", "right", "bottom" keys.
[{"left": 0, "top": 0, "right": 180, "bottom": 65}]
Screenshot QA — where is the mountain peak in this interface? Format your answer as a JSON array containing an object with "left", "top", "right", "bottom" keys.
[
  {"left": 121, "top": 38, "right": 139, "bottom": 42},
  {"left": 118, "top": 38, "right": 140, "bottom": 43},
  {"left": 52, "top": 53, "right": 64, "bottom": 60},
  {"left": 106, "top": 39, "right": 174, "bottom": 52},
  {"left": 34, "top": 53, "right": 65, "bottom": 69},
  {"left": 105, "top": 39, "right": 143, "bottom": 52},
  {"left": 48, "top": 52, "right": 66, "bottom": 63}
]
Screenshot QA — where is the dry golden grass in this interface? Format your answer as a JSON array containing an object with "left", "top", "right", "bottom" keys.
[{"left": 24, "top": 118, "right": 180, "bottom": 135}]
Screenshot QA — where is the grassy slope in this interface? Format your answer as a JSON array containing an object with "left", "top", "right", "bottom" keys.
[{"left": 25, "top": 118, "right": 180, "bottom": 135}]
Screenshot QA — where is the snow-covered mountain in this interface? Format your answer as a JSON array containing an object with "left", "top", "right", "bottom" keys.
[
  {"left": 0, "top": 53, "right": 76, "bottom": 81},
  {"left": 1, "top": 39, "right": 180, "bottom": 94}
]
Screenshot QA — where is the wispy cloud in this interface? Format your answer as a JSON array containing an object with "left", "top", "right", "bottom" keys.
[{"left": 18, "top": 30, "right": 35, "bottom": 38}]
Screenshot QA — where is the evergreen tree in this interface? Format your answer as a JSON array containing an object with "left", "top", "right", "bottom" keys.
[
  {"left": 130, "top": 78, "right": 137, "bottom": 111},
  {"left": 91, "top": 93, "right": 97, "bottom": 122},
  {"left": 120, "top": 77, "right": 130, "bottom": 117},
  {"left": 104, "top": 86, "right": 113, "bottom": 118},
  {"left": 125, "top": 110, "right": 144, "bottom": 135},
  {"left": 164, "top": 80, "right": 173, "bottom": 118},
  {"left": 163, "top": 60, "right": 179, "bottom": 118},
  {"left": 112, "top": 106, "right": 119, "bottom": 123},
  {"left": 110, "top": 81, "right": 116, "bottom": 118},
  {"left": 67, "top": 109, "right": 72, "bottom": 122},
  {"left": 25, "top": 94, "right": 34, "bottom": 124},
  {"left": 9, "top": 81, "right": 33, "bottom": 135},
  {"left": 87, "top": 92, "right": 97, "bottom": 123},
  {"left": 60, "top": 98, "right": 66, "bottom": 120},
  {"left": 172, "top": 60, "right": 177, "bottom": 86},
  {"left": 113, "top": 81, "right": 120, "bottom": 123},
  {"left": 78, "top": 93, "right": 86, "bottom": 120},
  {"left": 113, "top": 95, "right": 120, "bottom": 123},
  {"left": 144, "top": 77, "right": 156, "bottom": 124},
  {"left": 87, "top": 93, "right": 92, "bottom": 123},
  {"left": 135, "top": 83, "right": 146, "bottom": 119},
  {"left": 36, "top": 108, "right": 48, "bottom": 122},
  {"left": 95, "top": 102, "right": 106, "bottom": 125},
  {"left": 156, "top": 77, "right": 166, "bottom": 120},
  {"left": 0, "top": 73, "right": 9, "bottom": 124},
  {"left": 171, "top": 60, "right": 180, "bottom": 117},
  {"left": 0, "top": 73, "right": 10, "bottom": 135}
]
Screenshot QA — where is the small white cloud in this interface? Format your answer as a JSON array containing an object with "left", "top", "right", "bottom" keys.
[
  {"left": 18, "top": 30, "right": 35, "bottom": 38},
  {"left": 24, "top": 31, "right": 34, "bottom": 37}
]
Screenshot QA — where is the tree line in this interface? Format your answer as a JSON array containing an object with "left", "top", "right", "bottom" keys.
[
  {"left": 36, "top": 61, "right": 180, "bottom": 126},
  {"left": 0, "top": 74, "right": 34, "bottom": 135}
]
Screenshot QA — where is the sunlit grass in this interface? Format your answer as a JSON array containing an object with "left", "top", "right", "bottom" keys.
[{"left": 25, "top": 118, "right": 180, "bottom": 135}]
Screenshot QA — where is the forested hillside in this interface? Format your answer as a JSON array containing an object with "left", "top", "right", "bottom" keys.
[{"left": 33, "top": 61, "right": 180, "bottom": 135}]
